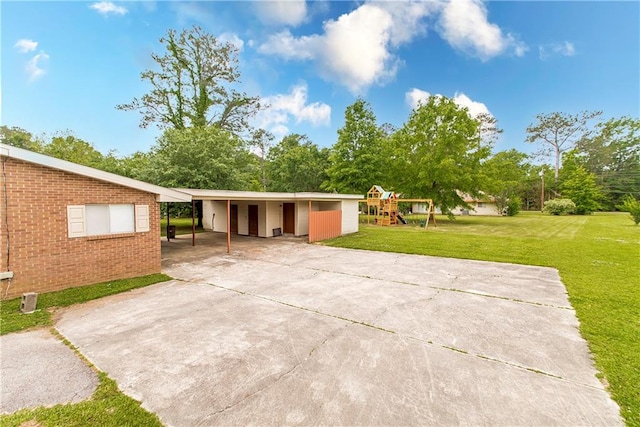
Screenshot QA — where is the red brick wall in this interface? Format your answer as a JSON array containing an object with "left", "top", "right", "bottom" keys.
[{"left": 0, "top": 158, "right": 161, "bottom": 300}]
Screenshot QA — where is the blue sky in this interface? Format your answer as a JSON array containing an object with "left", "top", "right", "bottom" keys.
[{"left": 2, "top": 1, "right": 639, "bottom": 158}]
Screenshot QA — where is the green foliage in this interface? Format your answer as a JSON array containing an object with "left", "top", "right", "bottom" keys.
[
  {"left": 324, "top": 213, "right": 640, "bottom": 425},
  {"left": 505, "top": 196, "right": 521, "bottom": 216},
  {"left": 618, "top": 195, "right": 640, "bottom": 225},
  {"left": 117, "top": 25, "right": 260, "bottom": 133},
  {"left": 41, "top": 134, "right": 106, "bottom": 168},
  {"left": 267, "top": 134, "right": 329, "bottom": 192},
  {"left": 0, "top": 126, "right": 41, "bottom": 151},
  {"left": 0, "top": 274, "right": 170, "bottom": 335},
  {"left": 482, "top": 149, "right": 530, "bottom": 214},
  {"left": 0, "top": 373, "right": 162, "bottom": 426},
  {"left": 544, "top": 198, "right": 576, "bottom": 215},
  {"left": 560, "top": 154, "right": 603, "bottom": 214},
  {"left": 140, "top": 126, "right": 258, "bottom": 190},
  {"left": 324, "top": 99, "right": 385, "bottom": 194},
  {"left": 387, "top": 96, "right": 491, "bottom": 216},
  {"left": 576, "top": 116, "right": 640, "bottom": 209}
]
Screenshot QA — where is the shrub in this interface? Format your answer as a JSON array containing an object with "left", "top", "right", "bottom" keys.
[
  {"left": 505, "top": 196, "right": 521, "bottom": 216},
  {"left": 617, "top": 195, "right": 640, "bottom": 225},
  {"left": 544, "top": 198, "right": 576, "bottom": 215}
]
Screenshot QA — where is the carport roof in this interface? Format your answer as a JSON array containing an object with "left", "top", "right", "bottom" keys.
[{"left": 174, "top": 189, "right": 363, "bottom": 202}]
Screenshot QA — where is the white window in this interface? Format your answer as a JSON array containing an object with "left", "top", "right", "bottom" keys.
[
  {"left": 477, "top": 202, "right": 486, "bottom": 208},
  {"left": 68, "top": 204, "right": 149, "bottom": 238}
]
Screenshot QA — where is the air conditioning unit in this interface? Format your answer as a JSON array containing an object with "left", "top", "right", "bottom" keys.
[{"left": 21, "top": 292, "right": 38, "bottom": 314}]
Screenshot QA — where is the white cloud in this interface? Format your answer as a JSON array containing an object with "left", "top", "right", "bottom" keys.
[
  {"left": 437, "top": 0, "right": 526, "bottom": 61},
  {"left": 405, "top": 88, "right": 491, "bottom": 118},
  {"left": 14, "top": 39, "right": 38, "bottom": 53},
  {"left": 539, "top": 41, "right": 576, "bottom": 60},
  {"left": 256, "top": 83, "right": 331, "bottom": 137},
  {"left": 219, "top": 33, "right": 244, "bottom": 51},
  {"left": 89, "top": 1, "right": 128, "bottom": 16},
  {"left": 25, "top": 51, "right": 50, "bottom": 82},
  {"left": 256, "top": 0, "right": 307, "bottom": 27},
  {"left": 259, "top": 3, "right": 435, "bottom": 94}
]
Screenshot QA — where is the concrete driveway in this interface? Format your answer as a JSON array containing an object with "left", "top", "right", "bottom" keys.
[{"left": 55, "top": 233, "right": 621, "bottom": 426}]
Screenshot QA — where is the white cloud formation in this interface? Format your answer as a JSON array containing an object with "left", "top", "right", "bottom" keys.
[
  {"left": 259, "top": 3, "right": 436, "bottom": 94},
  {"left": 25, "top": 51, "right": 50, "bottom": 82},
  {"left": 89, "top": 1, "right": 128, "bottom": 16},
  {"left": 405, "top": 88, "right": 491, "bottom": 118},
  {"left": 14, "top": 39, "right": 38, "bottom": 53},
  {"left": 256, "top": 83, "right": 331, "bottom": 138},
  {"left": 539, "top": 41, "right": 576, "bottom": 60},
  {"left": 437, "top": 0, "right": 526, "bottom": 61},
  {"left": 218, "top": 33, "right": 244, "bottom": 51},
  {"left": 256, "top": 0, "right": 307, "bottom": 27}
]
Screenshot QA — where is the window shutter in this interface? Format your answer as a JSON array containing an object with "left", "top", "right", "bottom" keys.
[
  {"left": 135, "top": 205, "right": 150, "bottom": 232},
  {"left": 67, "top": 205, "right": 86, "bottom": 238}
]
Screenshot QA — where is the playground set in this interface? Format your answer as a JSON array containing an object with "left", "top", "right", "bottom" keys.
[{"left": 365, "top": 185, "right": 436, "bottom": 228}]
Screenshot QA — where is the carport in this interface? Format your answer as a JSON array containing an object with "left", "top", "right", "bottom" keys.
[{"left": 172, "top": 189, "right": 362, "bottom": 253}]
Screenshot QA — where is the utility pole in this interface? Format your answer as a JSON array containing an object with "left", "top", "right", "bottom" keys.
[{"left": 539, "top": 169, "right": 545, "bottom": 213}]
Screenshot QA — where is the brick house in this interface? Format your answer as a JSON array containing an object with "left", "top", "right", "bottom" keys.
[{"left": 0, "top": 143, "right": 190, "bottom": 300}]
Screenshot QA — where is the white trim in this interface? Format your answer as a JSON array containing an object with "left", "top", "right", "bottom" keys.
[
  {"left": 1, "top": 143, "right": 191, "bottom": 202},
  {"left": 175, "top": 188, "right": 363, "bottom": 202}
]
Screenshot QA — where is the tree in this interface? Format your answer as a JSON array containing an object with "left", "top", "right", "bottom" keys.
[
  {"left": 617, "top": 195, "right": 640, "bottom": 225},
  {"left": 324, "top": 99, "right": 385, "bottom": 194},
  {"left": 559, "top": 152, "right": 603, "bottom": 214},
  {"left": 117, "top": 26, "right": 260, "bottom": 134},
  {"left": 526, "top": 111, "right": 602, "bottom": 183},
  {"left": 41, "top": 133, "right": 106, "bottom": 169},
  {"left": 575, "top": 116, "right": 640, "bottom": 209},
  {"left": 251, "top": 129, "right": 274, "bottom": 192},
  {"left": 141, "top": 127, "right": 258, "bottom": 226},
  {"left": 387, "top": 96, "right": 491, "bottom": 217},
  {"left": 267, "top": 134, "right": 329, "bottom": 192},
  {"left": 0, "top": 126, "right": 41, "bottom": 151},
  {"left": 482, "top": 149, "right": 530, "bottom": 214}
]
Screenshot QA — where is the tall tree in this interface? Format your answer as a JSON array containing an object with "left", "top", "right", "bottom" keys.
[
  {"left": 267, "top": 134, "right": 329, "bottom": 192},
  {"left": 117, "top": 26, "right": 260, "bottom": 134},
  {"left": 482, "top": 149, "right": 530, "bottom": 214},
  {"left": 251, "top": 129, "right": 274, "bottom": 192},
  {"left": 525, "top": 111, "right": 602, "bottom": 183},
  {"left": 324, "top": 99, "right": 385, "bottom": 194},
  {"left": 388, "top": 96, "right": 491, "bottom": 216}
]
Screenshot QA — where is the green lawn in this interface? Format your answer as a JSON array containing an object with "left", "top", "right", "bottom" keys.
[
  {"left": 325, "top": 212, "right": 640, "bottom": 426},
  {"left": 160, "top": 217, "right": 205, "bottom": 237}
]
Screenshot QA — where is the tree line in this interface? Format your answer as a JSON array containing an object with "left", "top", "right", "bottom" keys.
[{"left": 2, "top": 26, "right": 638, "bottom": 219}]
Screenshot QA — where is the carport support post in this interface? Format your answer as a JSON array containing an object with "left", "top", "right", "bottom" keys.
[
  {"left": 226, "top": 199, "right": 231, "bottom": 254},
  {"left": 166, "top": 203, "right": 170, "bottom": 242},
  {"left": 191, "top": 200, "right": 195, "bottom": 247}
]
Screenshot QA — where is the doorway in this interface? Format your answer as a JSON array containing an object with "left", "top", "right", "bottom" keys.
[
  {"left": 248, "top": 205, "right": 259, "bottom": 236},
  {"left": 283, "top": 203, "right": 295, "bottom": 234},
  {"left": 230, "top": 204, "right": 238, "bottom": 234}
]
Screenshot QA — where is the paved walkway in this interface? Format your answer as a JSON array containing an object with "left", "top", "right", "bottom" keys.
[{"left": 49, "top": 233, "right": 621, "bottom": 426}]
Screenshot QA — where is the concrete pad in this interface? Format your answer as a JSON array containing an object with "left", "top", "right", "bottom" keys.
[
  {"left": 53, "top": 235, "right": 621, "bottom": 426},
  {"left": 0, "top": 329, "right": 98, "bottom": 414}
]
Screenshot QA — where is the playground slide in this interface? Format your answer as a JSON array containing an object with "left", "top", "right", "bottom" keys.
[{"left": 396, "top": 213, "right": 408, "bottom": 224}]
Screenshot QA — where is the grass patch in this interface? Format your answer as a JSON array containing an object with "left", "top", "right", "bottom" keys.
[
  {"left": 160, "top": 217, "right": 205, "bottom": 237},
  {"left": 0, "top": 273, "right": 171, "bottom": 335},
  {"left": 0, "top": 372, "right": 162, "bottom": 427},
  {"left": 325, "top": 212, "right": 640, "bottom": 426}
]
